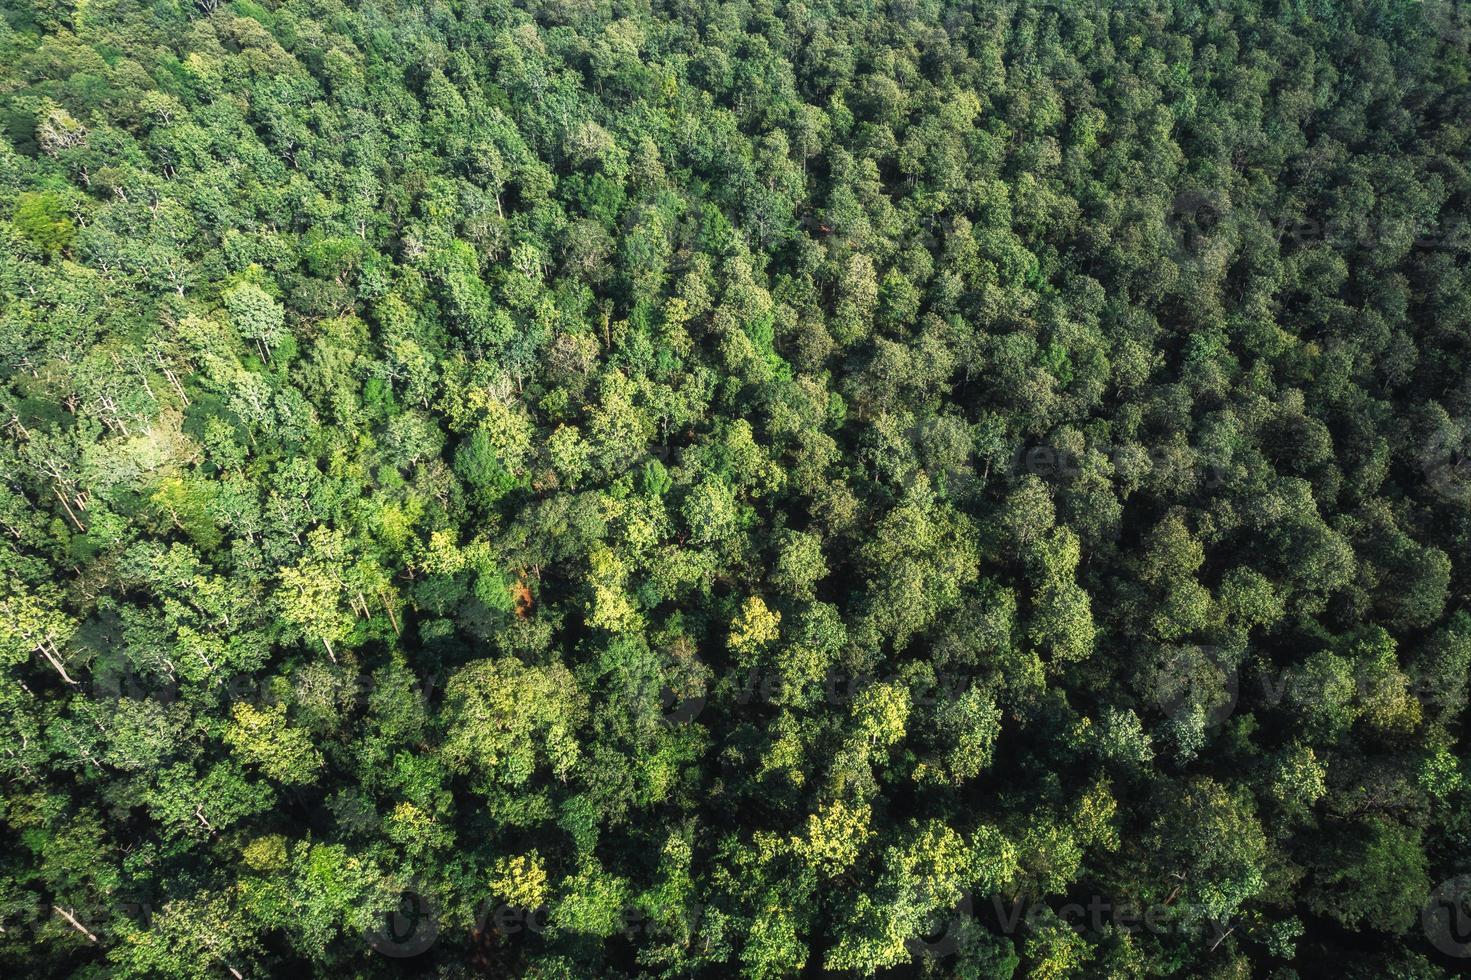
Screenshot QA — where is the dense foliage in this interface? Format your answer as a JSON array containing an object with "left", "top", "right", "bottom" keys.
[{"left": 2, "top": 0, "right": 1470, "bottom": 976}]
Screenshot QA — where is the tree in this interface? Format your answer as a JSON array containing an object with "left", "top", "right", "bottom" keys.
[
  {"left": 728, "top": 595, "right": 781, "bottom": 661},
  {"left": 11, "top": 191, "right": 76, "bottom": 255},
  {"left": 1124, "top": 779, "right": 1268, "bottom": 926},
  {"left": 224, "top": 702, "right": 324, "bottom": 785},
  {"left": 223, "top": 282, "right": 286, "bottom": 361},
  {"left": 771, "top": 530, "right": 827, "bottom": 600},
  {"left": 441, "top": 658, "right": 587, "bottom": 789},
  {"left": 1, "top": 2, "right": 1468, "bottom": 976},
  {"left": 1304, "top": 818, "right": 1429, "bottom": 934},
  {"left": 275, "top": 529, "right": 356, "bottom": 663},
  {"left": 109, "top": 891, "right": 259, "bottom": 980}
]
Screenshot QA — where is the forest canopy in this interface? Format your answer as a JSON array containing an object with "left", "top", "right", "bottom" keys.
[{"left": 2, "top": 0, "right": 1471, "bottom": 977}]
